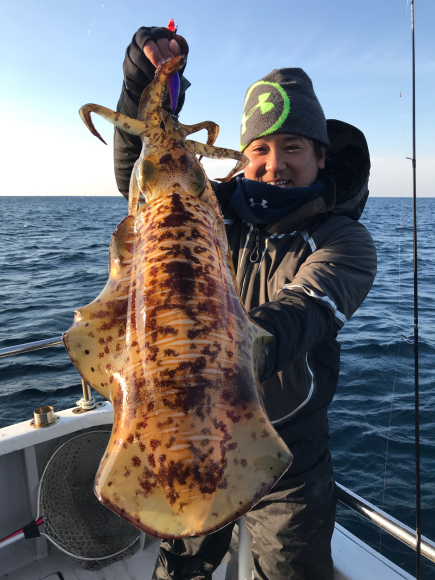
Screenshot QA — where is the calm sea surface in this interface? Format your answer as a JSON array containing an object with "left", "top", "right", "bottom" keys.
[{"left": 1, "top": 196, "right": 434, "bottom": 578}]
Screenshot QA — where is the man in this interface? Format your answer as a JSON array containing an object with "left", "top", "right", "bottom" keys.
[{"left": 114, "top": 27, "right": 377, "bottom": 580}]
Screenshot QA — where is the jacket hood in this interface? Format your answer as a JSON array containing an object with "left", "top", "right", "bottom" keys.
[{"left": 321, "top": 119, "right": 370, "bottom": 221}]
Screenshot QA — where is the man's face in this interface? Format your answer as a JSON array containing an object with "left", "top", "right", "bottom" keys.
[{"left": 243, "top": 133, "right": 325, "bottom": 188}]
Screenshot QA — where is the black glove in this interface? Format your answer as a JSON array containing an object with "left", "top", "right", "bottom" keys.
[{"left": 123, "top": 26, "right": 190, "bottom": 113}]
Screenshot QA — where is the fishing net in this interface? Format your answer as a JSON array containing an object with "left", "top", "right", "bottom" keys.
[{"left": 38, "top": 429, "right": 140, "bottom": 566}]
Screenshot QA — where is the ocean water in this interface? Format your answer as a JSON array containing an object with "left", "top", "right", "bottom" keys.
[{"left": 1, "top": 196, "right": 434, "bottom": 578}]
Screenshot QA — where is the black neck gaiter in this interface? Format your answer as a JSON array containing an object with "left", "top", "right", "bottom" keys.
[{"left": 230, "top": 177, "right": 325, "bottom": 225}]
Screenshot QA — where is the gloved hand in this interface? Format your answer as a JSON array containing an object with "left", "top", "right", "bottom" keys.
[
  {"left": 143, "top": 36, "right": 182, "bottom": 68},
  {"left": 123, "top": 27, "right": 189, "bottom": 103}
]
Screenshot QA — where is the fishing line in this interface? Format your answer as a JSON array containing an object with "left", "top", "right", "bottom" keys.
[
  {"left": 399, "top": 0, "right": 411, "bottom": 156},
  {"left": 379, "top": 0, "right": 414, "bottom": 555},
  {"left": 82, "top": 1, "right": 111, "bottom": 52},
  {"left": 409, "top": 3, "right": 422, "bottom": 577},
  {"left": 383, "top": 2, "right": 423, "bottom": 575},
  {"left": 402, "top": 0, "right": 410, "bottom": 44},
  {"left": 87, "top": 3, "right": 106, "bottom": 36},
  {"left": 379, "top": 340, "right": 401, "bottom": 555},
  {"left": 398, "top": 0, "right": 410, "bottom": 108},
  {"left": 379, "top": 193, "right": 404, "bottom": 553},
  {"left": 80, "top": 195, "right": 93, "bottom": 213}
]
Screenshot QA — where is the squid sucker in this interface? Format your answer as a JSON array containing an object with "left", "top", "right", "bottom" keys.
[{"left": 63, "top": 56, "right": 292, "bottom": 539}]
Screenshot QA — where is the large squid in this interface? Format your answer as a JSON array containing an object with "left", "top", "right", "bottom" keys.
[{"left": 63, "top": 56, "right": 292, "bottom": 539}]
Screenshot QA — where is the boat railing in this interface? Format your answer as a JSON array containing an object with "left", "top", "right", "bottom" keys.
[
  {"left": 0, "top": 337, "right": 96, "bottom": 410},
  {"left": 0, "top": 337, "right": 64, "bottom": 358},
  {"left": 336, "top": 483, "right": 435, "bottom": 563},
  {"left": 1, "top": 337, "right": 435, "bottom": 565}
]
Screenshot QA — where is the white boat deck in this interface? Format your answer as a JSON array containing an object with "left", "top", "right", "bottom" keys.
[
  {"left": 0, "top": 405, "right": 415, "bottom": 580},
  {"left": 2, "top": 524, "right": 414, "bottom": 580}
]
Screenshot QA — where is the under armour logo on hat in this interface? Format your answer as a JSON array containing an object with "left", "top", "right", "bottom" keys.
[
  {"left": 241, "top": 92, "right": 275, "bottom": 135},
  {"left": 239, "top": 69, "right": 329, "bottom": 152},
  {"left": 249, "top": 198, "right": 268, "bottom": 209}
]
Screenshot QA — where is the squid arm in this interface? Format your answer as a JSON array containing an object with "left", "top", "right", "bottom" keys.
[
  {"left": 186, "top": 139, "right": 249, "bottom": 182},
  {"left": 79, "top": 104, "right": 146, "bottom": 144},
  {"left": 178, "top": 121, "right": 220, "bottom": 146}
]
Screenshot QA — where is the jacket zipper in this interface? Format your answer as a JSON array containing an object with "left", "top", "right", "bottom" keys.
[
  {"left": 250, "top": 231, "right": 261, "bottom": 263},
  {"left": 239, "top": 226, "right": 261, "bottom": 303}
]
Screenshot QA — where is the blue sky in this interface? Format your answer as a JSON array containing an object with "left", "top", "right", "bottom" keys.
[{"left": 0, "top": 0, "right": 433, "bottom": 196}]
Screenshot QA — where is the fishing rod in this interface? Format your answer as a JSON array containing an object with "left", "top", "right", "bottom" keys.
[{"left": 409, "top": 0, "right": 421, "bottom": 578}]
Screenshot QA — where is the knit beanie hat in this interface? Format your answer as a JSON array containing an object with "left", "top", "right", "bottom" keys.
[{"left": 240, "top": 68, "right": 329, "bottom": 151}]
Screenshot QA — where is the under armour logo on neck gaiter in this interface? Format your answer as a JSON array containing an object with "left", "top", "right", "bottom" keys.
[{"left": 249, "top": 198, "right": 268, "bottom": 209}]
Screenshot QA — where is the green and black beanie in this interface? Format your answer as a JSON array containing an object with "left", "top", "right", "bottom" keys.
[{"left": 240, "top": 68, "right": 329, "bottom": 151}]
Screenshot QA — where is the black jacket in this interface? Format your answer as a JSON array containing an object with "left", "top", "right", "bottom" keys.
[{"left": 113, "top": 28, "right": 377, "bottom": 445}]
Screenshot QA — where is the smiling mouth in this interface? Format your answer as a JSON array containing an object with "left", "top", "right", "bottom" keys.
[{"left": 264, "top": 180, "right": 291, "bottom": 187}]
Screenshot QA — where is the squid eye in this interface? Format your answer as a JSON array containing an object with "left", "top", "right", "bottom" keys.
[
  {"left": 189, "top": 162, "right": 206, "bottom": 195},
  {"left": 138, "top": 160, "right": 156, "bottom": 191}
]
